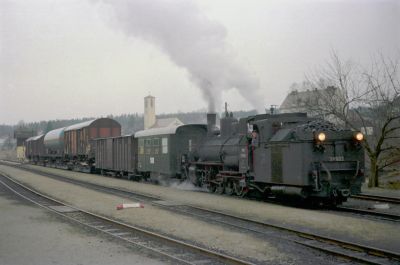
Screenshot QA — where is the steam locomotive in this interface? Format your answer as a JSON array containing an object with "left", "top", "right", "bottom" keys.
[
  {"left": 25, "top": 111, "right": 365, "bottom": 205},
  {"left": 189, "top": 111, "right": 365, "bottom": 204}
]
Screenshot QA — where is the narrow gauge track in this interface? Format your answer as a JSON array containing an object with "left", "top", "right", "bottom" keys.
[
  {"left": 1, "top": 163, "right": 399, "bottom": 265},
  {"left": 351, "top": 194, "right": 400, "bottom": 205},
  {"left": 0, "top": 173, "right": 254, "bottom": 265},
  {"left": 3, "top": 160, "right": 400, "bottom": 223},
  {"left": 3, "top": 159, "right": 400, "bottom": 223},
  {"left": 336, "top": 206, "right": 400, "bottom": 222}
]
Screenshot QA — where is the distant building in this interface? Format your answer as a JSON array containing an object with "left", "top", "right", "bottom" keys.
[
  {"left": 151, "top": 117, "right": 184, "bottom": 128},
  {"left": 13, "top": 128, "right": 36, "bottom": 147},
  {"left": 280, "top": 86, "right": 345, "bottom": 125},
  {"left": 144, "top": 95, "right": 156, "bottom": 129},
  {"left": 13, "top": 127, "right": 36, "bottom": 161},
  {"left": 143, "top": 95, "right": 183, "bottom": 129}
]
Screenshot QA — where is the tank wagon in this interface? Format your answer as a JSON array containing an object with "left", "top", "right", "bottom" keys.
[
  {"left": 44, "top": 127, "right": 66, "bottom": 165},
  {"left": 188, "top": 111, "right": 365, "bottom": 204}
]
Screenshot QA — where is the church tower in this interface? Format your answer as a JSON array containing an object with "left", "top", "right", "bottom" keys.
[{"left": 144, "top": 95, "right": 156, "bottom": 129}]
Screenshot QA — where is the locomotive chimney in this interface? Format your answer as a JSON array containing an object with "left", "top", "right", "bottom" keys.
[
  {"left": 207, "top": 113, "right": 216, "bottom": 136},
  {"left": 220, "top": 102, "right": 238, "bottom": 137}
]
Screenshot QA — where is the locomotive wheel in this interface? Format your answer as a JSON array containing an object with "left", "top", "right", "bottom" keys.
[
  {"left": 207, "top": 184, "right": 216, "bottom": 193},
  {"left": 224, "top": 182, "right": 234, "bottom": 195},
  {"left": 233, "top": 182, "right": 244, "bottom": 197},
  {"left": 215, "top": 184, "right": 224, "bottom": 195}
]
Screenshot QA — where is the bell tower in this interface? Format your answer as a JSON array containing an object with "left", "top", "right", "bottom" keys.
[{"left": 144, "top": 95, "right": 156, "bottom": 129}]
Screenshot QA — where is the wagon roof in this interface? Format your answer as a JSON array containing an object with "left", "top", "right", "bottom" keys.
[
  {"left": 26, "top": 134, "right": 44, "bottom": 142},
  {"left": 64, "top": 119, "right": 96, "bottom": 131},
  {"left": 93, "top": 134, "right": 134, "bottom": 140},
  {"left": 44, "top": 127, "right": 66, "bottom": 141},
  {"left": 134, "top": 124, "right": 206, "bottom": 138}
]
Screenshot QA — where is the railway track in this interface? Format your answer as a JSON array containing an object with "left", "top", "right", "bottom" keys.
[
  {"left": 337, "top": 193, "right": 400, "bottom": 222},
  {"left": 336, "top": 206, "right": 400, "bottom": 221},
  {"left": 351, "top": 194, "right": 400, "bottom": 204},
  {"left": 1, "top": 163, "right": 399, "bottom": 265},
  {"left": 0, "top": 173, "right": 253, "bottom": 265},
  {"left": 11, "top": 161, "right": 400, "bottom": 223}
]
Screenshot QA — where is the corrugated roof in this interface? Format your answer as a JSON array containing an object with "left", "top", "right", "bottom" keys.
[{"left": 65, "top": 120, "right": 95, "bottom": 132}]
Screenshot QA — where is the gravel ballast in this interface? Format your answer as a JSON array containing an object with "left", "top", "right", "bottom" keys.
[
  {"left": 0, "top": 192, "right": 167, "bottom": 265},
  {"left": 0, "top": 165, "right": 297, "bottom": 263},
  {"left": 2, "top": 164, "right": 399, "bottom": 254}
]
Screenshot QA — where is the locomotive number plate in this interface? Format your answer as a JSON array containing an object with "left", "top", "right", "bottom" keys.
[{"left": 329, "top": 156, "right": 344, "bottom": 161}]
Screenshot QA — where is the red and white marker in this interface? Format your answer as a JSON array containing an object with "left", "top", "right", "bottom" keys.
[{"left": 116, "top": 202, "right": 144, "bottom": 210}]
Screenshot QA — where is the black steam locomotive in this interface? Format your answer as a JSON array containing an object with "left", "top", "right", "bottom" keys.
[
  {"left": 25, "top": 111, "right": 365, "bottom": 205},
  {"left": 188, "top": 111, "right": 365, "bottom": 204}
]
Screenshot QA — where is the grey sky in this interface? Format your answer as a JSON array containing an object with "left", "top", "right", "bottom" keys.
[{"left": 1, "top": 0, "right": 399, "bottom": 124}]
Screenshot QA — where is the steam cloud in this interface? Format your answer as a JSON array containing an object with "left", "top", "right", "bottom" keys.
[{"left": 102, "top": 0, "right": 263, "bottom": 112}]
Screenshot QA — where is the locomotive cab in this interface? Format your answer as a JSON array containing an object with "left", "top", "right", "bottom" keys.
[{"left": 249, "top": 116, "right": 365, "bottom": 204}]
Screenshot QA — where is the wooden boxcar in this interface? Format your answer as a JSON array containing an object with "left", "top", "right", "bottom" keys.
[
  {"left": 135, "top": 124, "right": 207, "bottom": 180},
  {"left": 25, "top": 134, "right": 45, "bottom": 162},
  {"left": 64, "top": 118, "right": 121, "bottom": 160},
  {"left": 94, "top": 138, "right": 113, "bottom": 171},
  {"left": 94, "top": 134, "right": 137, "bottom": 177}
]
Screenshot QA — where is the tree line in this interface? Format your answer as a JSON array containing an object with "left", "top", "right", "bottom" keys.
[{"left": 0, "top": 110, "right": 257, "bottom": 139}]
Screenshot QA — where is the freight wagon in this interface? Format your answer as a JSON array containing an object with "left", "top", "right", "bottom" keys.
[
  {"left": 92, "top": 124, "right": 207, "bottom": 181},
  {"left": 27, "top": 118, "right": 122, "bottom": 171},
  {"left": 94, "top": 134, "right": 136, "bottom": 177},
  {"left": 25, "top": 134, "right": 45, "bottom": 163}
]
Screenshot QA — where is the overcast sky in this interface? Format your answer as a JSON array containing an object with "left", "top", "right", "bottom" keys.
[{"left": 1, "top": 0, "right": 399, "bottom": 124}]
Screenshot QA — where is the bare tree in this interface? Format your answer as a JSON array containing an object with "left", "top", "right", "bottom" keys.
[{"left": 302, "top": 51, "right": 400, "bottom": 188}]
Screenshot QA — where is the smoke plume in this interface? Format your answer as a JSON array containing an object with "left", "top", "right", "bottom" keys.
[{"left": 102, "top": 0, "right": 263, "bottom": 112}]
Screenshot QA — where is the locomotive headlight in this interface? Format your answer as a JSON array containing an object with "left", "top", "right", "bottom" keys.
[
  {"left": 355, "top": 132, "right": 364, "bottom": 141},
  {"left": 317, "top": 132, "right": 326, "bottom": 142}
]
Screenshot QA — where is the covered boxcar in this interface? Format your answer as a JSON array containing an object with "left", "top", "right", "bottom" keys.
[
  {"left": 64, "top": 118, "right": 121, "bottom": 161},
  {"left": 135, "top": 124, "right": 207, "bottom": 181},
  {"left": 94, "top": 134, "right": 137, "bottom": 177},
  {"left": 25, "top": 134, "right": 45, "bottom": 163}
]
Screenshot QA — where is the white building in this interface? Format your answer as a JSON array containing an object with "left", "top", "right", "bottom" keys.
[
  {"left": 280, "top": 86, "right": 346, "bottom": 125},
  {"left": 143, "top": 95, "right": 183, "bottom": 129}
]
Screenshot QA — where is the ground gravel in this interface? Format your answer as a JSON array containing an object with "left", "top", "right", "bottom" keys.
[
  {"left": 0, "top": 194, "right": 166, "bottom": 265},
  {"left": 0, "top": 165, "right": 291, "bottom": 263},
  {"left": 2, "top": 164, "right": 400, "bottom": 253}
]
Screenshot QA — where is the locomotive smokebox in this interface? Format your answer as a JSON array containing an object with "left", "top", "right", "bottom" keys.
[{"left": 207, "top": 113, "right": 216, "bottom": 136}]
